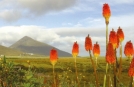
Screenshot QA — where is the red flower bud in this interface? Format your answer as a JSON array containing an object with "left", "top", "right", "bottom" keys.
[
  {"left": 72, "top": 41, "right": 79, "bottom": 58},
  {"left": 124, "top": 40, "right": 133, "bottom": 58},
  {"left": 117, "top": 27, "right": 124, "bottom": 42},
  {"left": 102, "top": 3, "right": 111, "bottom": 24},
  {"left": 106, "top": 42, "right": 115, "bottom": 64},
  {"left": 93, "top": 42, "right": 100, "bottom": 58},
  {"left": 50, "top": 48, "right": 58, "bottom": 66},
  {"left": 85, "top": 34, "right": 92, "bottom": 51},
  {"left": 109, "top": 29, "right": 118, "bottom": 49}
]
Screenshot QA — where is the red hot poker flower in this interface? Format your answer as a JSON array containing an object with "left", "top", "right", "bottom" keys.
[
  {"left": 50, "top": 48, "right": 58, "bottom": 66},
  {"left": 93, "top": 42, "right": 100, "bottom": 58},
  {"left": 128, "top": 58, "right": 134, "bottom": 77},
  {"left": 106, "top": 42, "right": 116, "bottom": 64},
  {"left": 109, "top": 29, "right": 118, "bottom": 49},
  {"left": 124, "top": 40, "right": 133, "bottom": 58},
  {"left": 72, "top": 41, "right": 79, "bottom": 58},
  {"left": 85, "top": 34, "right": 92, "bottom": 51},
  {"left": 117, "top": 27, "right": 124, "bottom": 42},
  {"left": 102, "top": 3, "right": 111, "bottom": 24}
]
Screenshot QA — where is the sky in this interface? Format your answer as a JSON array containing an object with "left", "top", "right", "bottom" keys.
[{"left": 0, "top": 0, "right": 134, "bottom": 56}]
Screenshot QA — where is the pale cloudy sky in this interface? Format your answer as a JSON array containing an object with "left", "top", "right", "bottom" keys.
[{"left": 0, "top": 0, "right": 134, "bottom": 56}]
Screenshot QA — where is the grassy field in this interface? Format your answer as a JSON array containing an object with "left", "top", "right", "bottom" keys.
[{"left": 3, "top": 56, "right": 131, "bottom": 86}]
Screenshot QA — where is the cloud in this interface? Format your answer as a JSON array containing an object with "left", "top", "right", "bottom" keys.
[
  {"left": 0, "top": 0, "right": 76, "bottom": 22},
  {"left": 0, "top": 9, "right": 22, "bottom": 22},
  {"left": 18, "top": 0, "right": 76, "bottom": 15},
  {"left": 53, "top": 27, "right": 105, "bottom": 37},
  {"left": 0, "top": 25, "right": 105, "bottom": 56}
]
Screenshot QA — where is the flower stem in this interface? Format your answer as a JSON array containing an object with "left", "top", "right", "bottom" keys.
[
  {"left": 132, "top": 76, "right": 134, "bottom": 87},
  {"left": 74, "top": 57, "right": 80, "bottom": 87},
  {"left": 95, "top": 57, "right": 98, "bottom": 69},
  {"left": 118, "top": 42, "right": 122, "bottom": 78},
  {"left": 109, "top": 64, "right": 113, "bottom": 87},
  {"left": 113, "top": 49, "right": 118, "bottom": 87},
  {"left": 89, "top": 50, "right": 99, "bottom": 87},
  {"left": 103, "top": 23, "right": 109, "bottom": 87},
  {"left": 106, "top": 23, "right": 108, "bottom": 49},
  {"left": 53, "top": 65, "right": 56, "bottom": 87}
]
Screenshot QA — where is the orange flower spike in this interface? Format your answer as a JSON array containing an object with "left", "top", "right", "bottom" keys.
[
  {"left": 109, "top": 29, "right": 118, "bottom": 49},
  {"left": 72, "top": 41, "right": 79, "bottom": 58},
  {"left": 117, "top": 26, "right": 124, "bottom": 42},
  {"left": 85, "top": 34, "right": 92, "bottom": 51},
  {"left": 93, "top": 42, "right": 100, "bottom": 58},
  {"left": 50, "top": 48, "right": 58, "bottom": 66},
  {"left": 102, "top": 3, "right": 111, "bottom": 24},
  {"left": 124, "top": 41, "right": 133, "bottom": 58},
  {"left": 106, "top": 42, "right": 116, "bottom": 64},
  {"left": 128, "top": 58, "right": 134, "bottom": 77}
]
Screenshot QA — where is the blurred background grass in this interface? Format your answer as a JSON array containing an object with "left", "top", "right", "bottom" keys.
[{"left": 4, "top": 56, "right": 131, "bottom": 86}]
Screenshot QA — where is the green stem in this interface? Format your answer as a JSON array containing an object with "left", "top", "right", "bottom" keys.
[
  {"left": 113, "top": 63, "right": 116, "bottom": 87},
  {"left": 53, "top": 65, "right": 56, "bottom": 87},
  {"left": 103, "top": 63, "right": 109, "bottom": 87},
  {"left": 74, "top": 57, "right": 80, "bottom": 87},
  {"left": 119, "top": 42, "right": 122, "bottom": 78},
  {"left": 113, "top": 48, "right": 118, "bottom": 87},
  {"left": 95, "top": 57, "right": 98, "bottom": 69},
  {"left": 106, "top": 23, "right": 108, "bottom": 50},
  {"left": 89, "top": 50, "right": 99, "bottom": 87},
  {"left": 132, "top": 76, "right": 134, "bottom": 87},
  {"left": 103, "top": 23, "right": 109, "bottom": 87},
  {"left": 109, "top": 64, "right": 113, "bottom": 87}
]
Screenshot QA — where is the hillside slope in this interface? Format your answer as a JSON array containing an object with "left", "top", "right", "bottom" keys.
[{"left": 10, "top": 36, "right": 72, "bottom": 57}]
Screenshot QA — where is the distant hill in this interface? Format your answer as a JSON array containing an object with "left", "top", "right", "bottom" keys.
[
  {"left": 10, "top": 36, "right": 72, "bottom": 57},
  {"left": 0, "top": 45, "right": 23, "bottom": 56}
]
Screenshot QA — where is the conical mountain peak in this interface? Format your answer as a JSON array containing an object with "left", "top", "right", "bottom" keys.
[
  {"left": 10, "top": 36, "right": 49, "bottom": 48},
  {"left": 10, "top": 36, "right": 72, "bottom": 57}
]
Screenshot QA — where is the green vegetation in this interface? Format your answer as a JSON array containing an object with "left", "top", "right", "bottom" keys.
[{"left": 0, "top": 56, "right": 131, "bottom": 87}]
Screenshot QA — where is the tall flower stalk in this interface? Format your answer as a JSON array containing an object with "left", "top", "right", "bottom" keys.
[
  {"left": 106, "top": 42, "right": 116, "bottom": 87},
  {"left": 72, "top": 41, "right": 80, "bottom": 87},
  {"left": 102, "top": 3, "right": 111, "bottom": 47},
  {"left": 109, "top": 29, "right": 118, "bottom": 87},
  {"left": 117, "top": 27, "right": 124, "bottom": 77},
  {"left": 102, "top": 3, "right": 111, "bottom": 87},
  {"left": 85, "top": 34, "right": 99, "bottom": 87},
  {"left": 50, "top": 48, "right": 58, "bottom": 87},
  {"left": 93, "top": 42, "right": 100, "bottom": 67}
]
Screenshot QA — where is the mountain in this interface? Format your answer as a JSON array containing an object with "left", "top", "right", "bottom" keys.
[
  {"left": 10, "top": 36, "right": 72, "bottom": 57},
  {"left": 0, "top": 45, "right": 23, "bottom": 56}
]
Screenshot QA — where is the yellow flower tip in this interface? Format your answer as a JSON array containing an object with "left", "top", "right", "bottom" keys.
[
  {"left": 72, "top": 53, "right": 78, "bottom": 58},
  {"left": 94, "top": 53, "right": 99, "bottom": 58},
  {"left": 27, "top": 60, "right": 29, "bottom": 63},
  {"left": 51, "top": 60, "right": 57, "bottom": 66}
]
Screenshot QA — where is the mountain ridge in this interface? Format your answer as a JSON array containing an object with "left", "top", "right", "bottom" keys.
[
  {"left": 10, "top": 36, "right": 72, "bottom": 57},
  {"left": 0, "top": 45, "right": 23, "bottom": 56}
]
